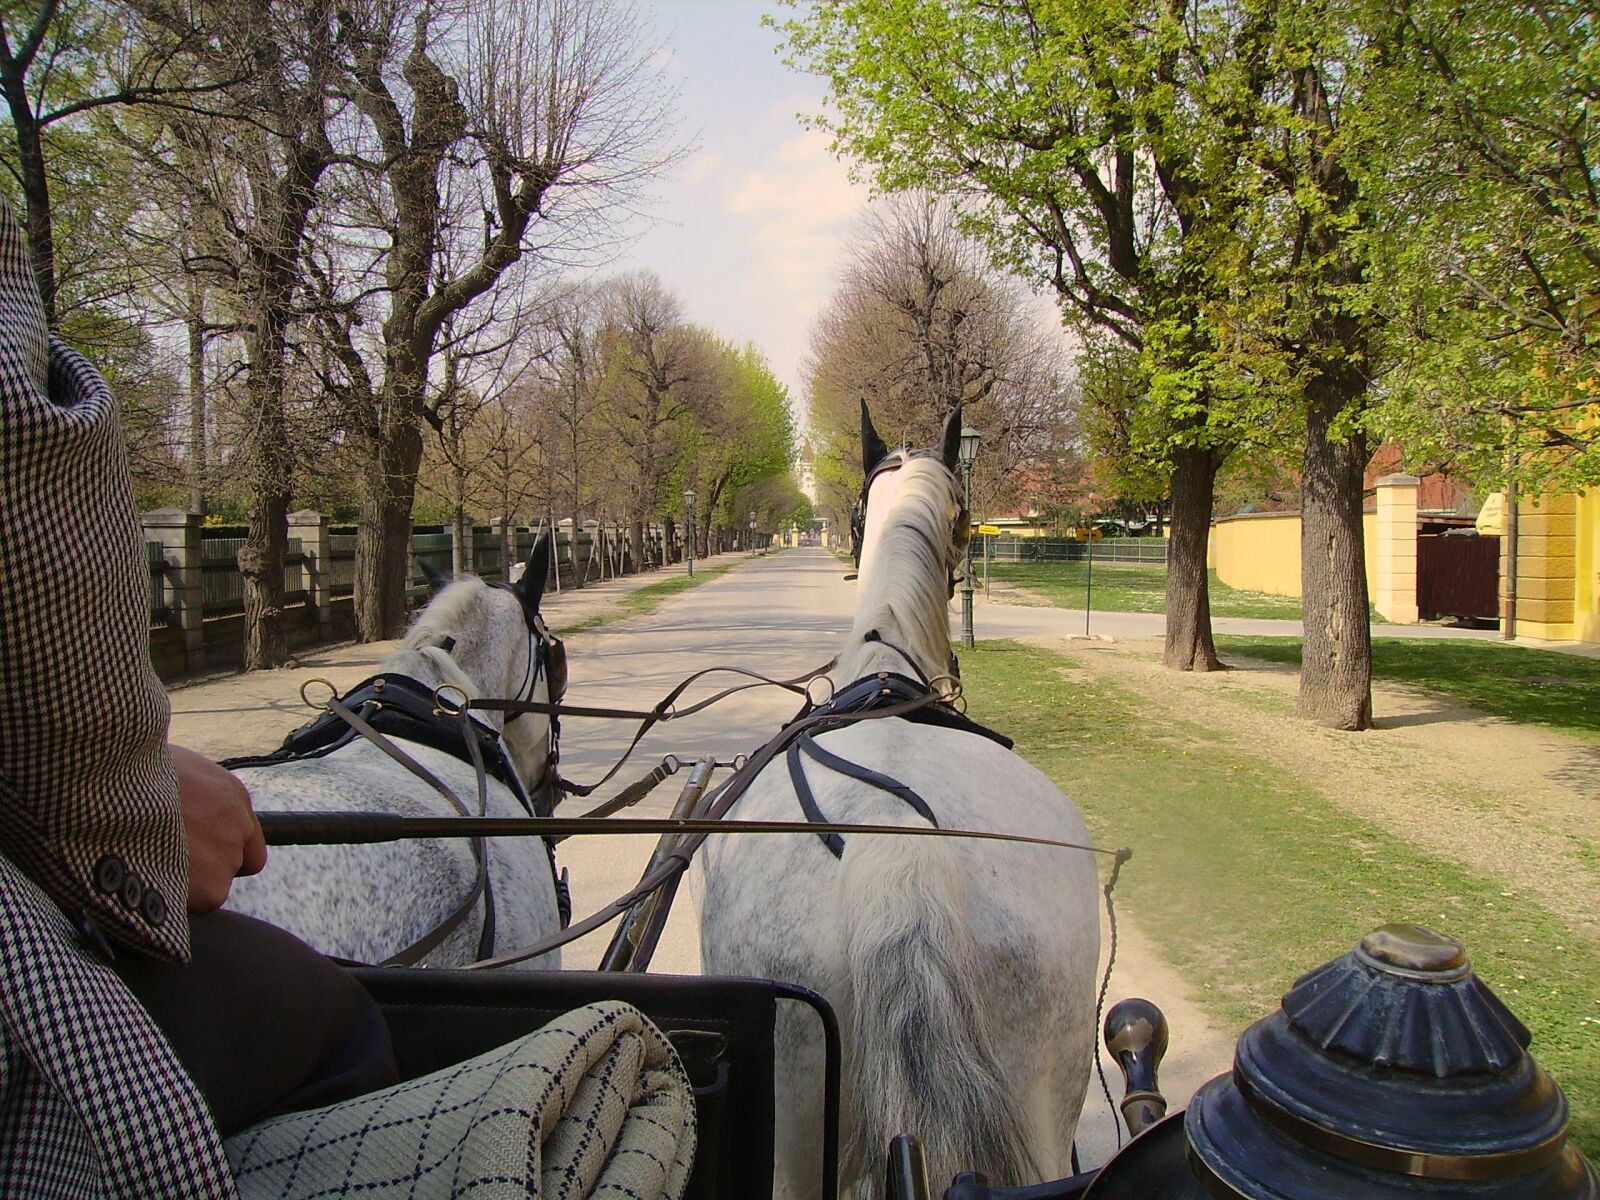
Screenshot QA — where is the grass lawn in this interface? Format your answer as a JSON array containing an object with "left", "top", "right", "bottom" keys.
[
  {"left": 961, "top": 640, "right": 1599, "bottom": 1154},
  {"left": 987, "top": 562, "right": 1306, "bottom": 620},
  {"left": 555, "top": 556, "right": 746, "bottom": 635},
  {"left": 1216, "top": 636, "right": 1600, "bottom": 743}
]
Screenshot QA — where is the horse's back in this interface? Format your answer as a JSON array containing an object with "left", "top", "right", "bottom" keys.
[{"left": 227, "top": 742, "right": 558, "bottom": 968}]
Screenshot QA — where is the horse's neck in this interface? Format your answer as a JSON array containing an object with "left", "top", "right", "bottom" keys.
[
  {"left": 384, "top": 642, "right": 551, "bottom": 789},
  {"left": 836, "top": 537, "right": 951, "bottom": 685}
]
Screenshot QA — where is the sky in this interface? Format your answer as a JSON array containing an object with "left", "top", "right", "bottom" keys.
[{"left": 605, "top": 1, "right": 873, "bottom": 421}]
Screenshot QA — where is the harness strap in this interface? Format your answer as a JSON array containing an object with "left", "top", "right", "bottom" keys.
[
  {"left": 463, "top": 692, "right": 946, "bottom": 969},
  {"left": 465, "top": 656, "right": 836, "bottom": 798},
  {"left": 786, "top": 738, "right": 843, "bottom": 858},
  {"left": 788, "top": 731, "right": 942, "bottom": 859},
  {"left": 322, "top": 697, "right": 494, "bottom": 966}
]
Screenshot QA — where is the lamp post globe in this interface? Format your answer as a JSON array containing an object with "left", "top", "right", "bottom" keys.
[
  {"left": 958, "top": 426, "right": 981, "bottom": 649},
  {"left": 683, "top": 489, "right": 696, "bottom": 577}
]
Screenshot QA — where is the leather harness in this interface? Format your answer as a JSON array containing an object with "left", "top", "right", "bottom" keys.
[
  {"left": 222, "top": 593, "right": 571, "bottom": 966},
  {"left": 785, "top": 670, "right": 1011, "bottom": 858}
]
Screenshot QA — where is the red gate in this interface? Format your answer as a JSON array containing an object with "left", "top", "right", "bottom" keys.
[{"left": 1416, "top": 534, "right": 1500, "bottom": 621}]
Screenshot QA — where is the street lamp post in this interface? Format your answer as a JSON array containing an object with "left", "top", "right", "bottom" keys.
[
  {"left": 683, "top": 489, "right": 696, "bottom": 577},
  {"left": 958, "top": 426, "right": 981, "bottom": 649},
  {"left": 748, "top": 510, "right": 757, "bottom": 553}
]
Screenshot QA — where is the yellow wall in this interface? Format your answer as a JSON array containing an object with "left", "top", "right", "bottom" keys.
[
  {"left": 1579, "top": 489, "right": 1599, "bottom": 643},
  {"left": 1210, "top": 511, "right": 1380, "bottom": 599},
  {"left": 1211, "top": 513, "right": 1304, "bottom": 596},
  {"left": 1208, "top": 489, "right": 1597, "bottom": 645}
]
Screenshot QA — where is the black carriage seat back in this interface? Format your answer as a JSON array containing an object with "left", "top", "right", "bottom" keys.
[{"left": 348, "top": 967, "right": 811, "bottom": 1200}]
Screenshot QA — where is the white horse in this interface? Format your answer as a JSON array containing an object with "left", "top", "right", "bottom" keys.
[
  {"left": 226, "top": 537, "right": 566, "bottom": 969},
  {"left": 697, "top": 403, "right": 1101, "bottom": 1199}
]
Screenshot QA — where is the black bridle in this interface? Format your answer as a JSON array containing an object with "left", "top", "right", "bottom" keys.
[{"left": 486, "top": 580, "right": 567, "bottom": 813}]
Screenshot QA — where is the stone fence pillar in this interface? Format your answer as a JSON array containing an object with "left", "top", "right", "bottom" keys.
[
  {"left": 289, "top": 510, "right": 332, "bottom": 642},
  {"left": 1373, "top": 474, "right": 1420, "bottom": 624},
  {"left": 141, "top": 508, "right": 205, "bottom": 673}
]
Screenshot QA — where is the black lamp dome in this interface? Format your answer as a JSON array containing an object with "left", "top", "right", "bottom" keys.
[{"left": 1181, "top": 923, "right": 1597, "bottom": 1199}]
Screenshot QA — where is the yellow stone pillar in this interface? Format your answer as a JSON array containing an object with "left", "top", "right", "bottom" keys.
[
  {"left": 1373, "top": 474, "right": 1420, "bottom": 624},
  {"left": 1506, "top": 493, "right": 1577, "bottom": 639}
]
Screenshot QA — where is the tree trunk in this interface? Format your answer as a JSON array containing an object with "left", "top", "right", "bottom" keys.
[
  {"left": 0, "top": 72, "right": 56, "bottom": 322},
  {"left": 239, "top": 488, "right": 290, "bottom": 671},
  {"left": 1163, "top": 447, "right": 1223, "bottom": 671},
  {"left": 186, "top": 275, "right": 207, "bottom": 515},
  {"left": 354, "top": 421, "right": 423, "bottom": 641},
  {"left": 1297, "top": 382, "right": 1372, "bottom": 729}
]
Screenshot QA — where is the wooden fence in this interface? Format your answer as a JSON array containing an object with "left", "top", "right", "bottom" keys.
[{"left": 142, "top": 508, "right": 736, "bottom": 680}]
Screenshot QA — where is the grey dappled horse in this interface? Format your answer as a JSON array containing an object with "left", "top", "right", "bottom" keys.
[
  {"left": 697, "top": 404, "right": 1101, "bottom": 1199},
  {"left": 226, "top": 538, "right": 565, "bottom": 968}
]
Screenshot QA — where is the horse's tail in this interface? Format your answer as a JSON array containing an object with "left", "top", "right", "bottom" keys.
[{"left": 839, "top": 830, "right": 1039, "bottom": 1198}]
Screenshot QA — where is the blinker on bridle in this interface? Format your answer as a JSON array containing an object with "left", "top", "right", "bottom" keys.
[{"left": 466, "top": 581, "right": 566, "bottom": 725}]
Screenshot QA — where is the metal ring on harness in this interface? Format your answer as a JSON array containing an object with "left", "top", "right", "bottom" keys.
[
  {"left": 299, "top": 677, "right": 339, "bottom": 712},
  {"left": 925, "top": 673, "right": 963, "bottom": 707},
  {"left": 432, "top": 683, "right": 469, "bottom": 718},
  {"left": 805, "top": 675, "right": 836, "bottom": 708},
  {"left": 661, "top": 753, "right": 681, "bottom": 775}
]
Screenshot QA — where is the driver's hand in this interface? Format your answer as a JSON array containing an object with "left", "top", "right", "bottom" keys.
[{"left": 170, "top": 744, "right": 268, "bottom": 912}]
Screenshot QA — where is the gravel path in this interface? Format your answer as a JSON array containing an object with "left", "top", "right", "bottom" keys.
[{"left": 1054, "top": 639, "right": 1600, "bottom": 945}]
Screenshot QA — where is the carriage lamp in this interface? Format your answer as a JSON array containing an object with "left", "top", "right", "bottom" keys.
[
  {"left": 959, "top": 427, "right": 980, "bottom": 649},
  {"left": 683, "top": 489, "right": 696, "bottom": 577}
]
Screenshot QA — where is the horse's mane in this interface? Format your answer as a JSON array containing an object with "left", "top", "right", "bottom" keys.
[
  {"left": 404, "top": 578, "right": 487, "bottom": 652},
  {"left": 389, "top": 578, "right": 548, "bottom": 786},
  {"left": 837, "top": 458, "right": 961, "bottom": 684}
]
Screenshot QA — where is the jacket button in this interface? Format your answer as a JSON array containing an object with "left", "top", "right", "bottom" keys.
[
  {"left": 118, "top": 872, "right": 144, "bottom": 912},
  {"left": 93, "top": 855, "right": 126, "bottom": 896},
  {"left": 140, "top": 888, "right": 168, "bottom": 927}
]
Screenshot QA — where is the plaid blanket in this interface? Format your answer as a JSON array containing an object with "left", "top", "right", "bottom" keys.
[{"left": 227, "top": 1002, "right": 696, "bottom": 1199}]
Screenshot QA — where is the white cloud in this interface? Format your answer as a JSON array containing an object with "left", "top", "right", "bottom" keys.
[
  {"left": 679, "top": 149, "right": 726, "bottom": 188},
  {"left": 725, "top": 128, "right": 868, "bottom": 324}
]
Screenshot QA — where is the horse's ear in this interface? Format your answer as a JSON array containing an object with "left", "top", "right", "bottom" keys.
[
  {"left": 515, "top": 534, "right": 551, "bottom": 612},
  {"left": 861, "top": 399, "right": 889, "bottom": 475},
  {"left": 420, "top": 560, "right": 448, "bottom": 596},
  {"left": 941, "top": 401, "right": 964, "bottom": 473}
]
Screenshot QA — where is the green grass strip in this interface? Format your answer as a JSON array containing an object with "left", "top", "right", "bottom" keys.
[
  {"left": 555, "top": 556, "right": 747, "bottom": 636},
  {"left": 960, "top": 640, "right": 1599, "bottom": 1154},
  {"left": 1216, "top": 636, "right": 1600, "bottom": 743},
  {"left": 987, "top": 563, "right": 1306, "bottom": 621}
]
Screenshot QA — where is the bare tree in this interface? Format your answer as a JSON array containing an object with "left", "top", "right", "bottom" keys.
[
  {"left": 594, "top": 271, "right": 709, "bottom": 565},
  {"left": 341, "top": 0, "right": 678, "bottom": 640},
  {"left": 806, "top": 194, "right": 1074, "bottom": 521},
  {"left": 539, "top": 284, "right": 606, "bottom": 584}
]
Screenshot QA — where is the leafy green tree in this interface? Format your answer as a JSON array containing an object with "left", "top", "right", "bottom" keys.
[
  {"left": 1358, "top": 0, "right": 1598, "bottom": 493},
  {"left": 683, "top": 342, "right": 796, "bottom": 554},
  {"left": 779, "top": 0, "right": 1278, "bottom": 671},
  {"left": 0, "top": 0, "right": 242, "bottom": 321}
]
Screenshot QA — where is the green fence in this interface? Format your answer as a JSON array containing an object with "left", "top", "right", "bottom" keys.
[{"left": 982, "top": 535, "right": 1168, "bottom": 565}]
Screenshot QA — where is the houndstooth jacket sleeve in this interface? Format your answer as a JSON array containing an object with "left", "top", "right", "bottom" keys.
[
  {"left": 0, "top": 853, "right": 238, "bottom": 1198},
  {"left": 0, "top": 194, "right": 190, "bottom": 961}
]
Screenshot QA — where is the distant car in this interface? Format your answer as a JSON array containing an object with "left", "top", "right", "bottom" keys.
[{"left": 1094, "top": 520, "right": 1129, "bottom": 538}]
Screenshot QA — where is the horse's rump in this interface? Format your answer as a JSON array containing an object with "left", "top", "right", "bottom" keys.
[{"left": 699, "top": 720, "right": 1100, "bottom": 1199}]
